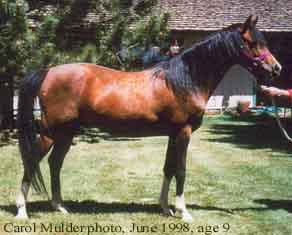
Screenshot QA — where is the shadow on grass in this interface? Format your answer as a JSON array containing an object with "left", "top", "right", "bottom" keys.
[
  {"left": 0, "top": 127, "right": 141, "bottom": 147},
  {"left": 0, "top": 201, "right": 161, "bottom": 216},
  {"left": 253, "top": 199, "right": 292, "bottom": 213},
  {"left": 2, "top": 199, "right": 292, "bottom": 217},
  {"left": 76, "top": 128, "right": 142, "bottom": 144},
  {"left": 0, "top": 130, "right": 17, "bottom": 148},
  {"left": 204, "top": 113, "right": 292, "bottom": 154}
]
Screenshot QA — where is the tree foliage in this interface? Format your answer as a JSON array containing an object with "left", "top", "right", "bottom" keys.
[
  {"left": 0, "top": 0, "right": 31, "bottom": 77},
  {"left": 0, "top": 0, "right": 60, "bottom": 81},
  {"left": 91, "top": 0, "right": 171, "bottom": 69},
  {"left": 0, "top": 0, "right": 171, "bottom": 84}
]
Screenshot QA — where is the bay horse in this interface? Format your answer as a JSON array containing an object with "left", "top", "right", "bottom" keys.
[{"left": 16, "top": 15, "right": 281, "bottom": 221}]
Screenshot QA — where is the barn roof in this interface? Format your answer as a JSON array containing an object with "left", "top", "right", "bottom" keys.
[
  {"left": 159, "top": 0, "right": 292, "bottom": 32},
  {"left": 27, "top": 1, "right": 292, "bottom": 32}
]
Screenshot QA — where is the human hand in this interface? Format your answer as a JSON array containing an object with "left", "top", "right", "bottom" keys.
[{"left": 260, "top": 86, "right": 289, "bottom": 97}]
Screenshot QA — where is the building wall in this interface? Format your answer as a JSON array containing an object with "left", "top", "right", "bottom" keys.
[{"left": 208, "top": 65, "right": 256, "bottom": 109}]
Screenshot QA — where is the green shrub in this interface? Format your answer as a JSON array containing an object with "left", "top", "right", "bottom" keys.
[{"left": 0, "top": 0, "right": 171, "bottom": 86}]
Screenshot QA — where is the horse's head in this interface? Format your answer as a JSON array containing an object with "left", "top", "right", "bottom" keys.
[{"left": 237, "top": 15, "right": 281, "bottom": 83}]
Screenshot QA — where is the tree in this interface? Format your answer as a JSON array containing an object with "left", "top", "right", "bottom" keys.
[
  {"left": 92, "top": 0, "right": 171, "bottom": 69},
  {"left": 0, "top": 0, "right": 171, "bottom": 85},
  {"left": 0, "top": 0, "right": 63, "bottom": 84},
  {"left": 0, "top": 0, "right": 32, "bottom": 78},
  {"left": 120, "top": 13, "right": 170, "bottom": 69}
]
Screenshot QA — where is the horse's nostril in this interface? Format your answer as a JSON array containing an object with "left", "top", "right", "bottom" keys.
[{"left": 274, "top": 64, "right": 281, "bottom": 72}]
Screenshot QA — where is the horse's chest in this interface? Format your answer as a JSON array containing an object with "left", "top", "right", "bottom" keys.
[
  {"left": 187, "top": 93, "right": 207, "bottom": 114},
  {"left": 169, "top": 93, "right": 206, "bottom": 124}
]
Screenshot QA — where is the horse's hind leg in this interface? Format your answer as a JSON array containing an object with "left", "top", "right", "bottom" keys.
[
  {"left": 16, "top": 135, "right": 53, "bottom": 219},
  {"left": 48, "top": 132, "right": 73, "bottom": 214},
  {"left": 16, "top": 170, "right": 31, "bottom": 219}
]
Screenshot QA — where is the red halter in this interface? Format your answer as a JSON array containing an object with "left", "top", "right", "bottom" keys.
[
  {"left": 253, "top": 51, "right": 271, "bottom": 62},
  {"left": 242, "top": 48, "right": 271, "bottom": 63}
]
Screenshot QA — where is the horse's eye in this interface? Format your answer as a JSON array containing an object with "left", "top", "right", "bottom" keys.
[{"left": 249, "top": 41, "right": 257, "bottom": 49}]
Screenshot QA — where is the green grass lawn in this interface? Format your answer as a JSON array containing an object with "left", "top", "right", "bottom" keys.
[{"left": 1, "top": 114, "right": 292, "bottom": 235}]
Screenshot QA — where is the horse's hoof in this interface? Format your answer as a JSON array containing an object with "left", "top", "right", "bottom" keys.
[
  {"left": 162, "top": 207, "right": 175, "bottom": 217},
  {"left": 15, "top": 213, "right": 28, "bottom": 220},
  {"left": 57, "top": 206, "right": 69, "bottom": 214},
  {"left": 181, "top": 211, "right": 193, "bottom": 223},
  {"left": 15, "top": 206, "right": 29, "bottom": 220},
  {"left": 52, "top": 202, "right": 69, "bottom": 214}
]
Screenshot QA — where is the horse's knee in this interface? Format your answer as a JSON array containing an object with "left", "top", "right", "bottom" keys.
[
  {"left": 175, "top": 169, "right": 186, "bottom": 180},
  {"left": 176, "top": 126, "right": 192, "bottom": 144},
  {"left": 38, "top": 134, "right": 53, "bottom": 157},
  {"left": 163, "top": 166, "right": 176, "bottom": 179},
  {"left": 164, "top": 168, "right": 186, "bottom": 186}
]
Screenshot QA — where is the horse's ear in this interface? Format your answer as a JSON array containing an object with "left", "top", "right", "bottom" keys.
[{"left": 241, "top": 15, "right": 258, "bottom": 34}]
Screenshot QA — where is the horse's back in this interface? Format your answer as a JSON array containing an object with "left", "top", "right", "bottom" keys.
[
  {"left": 39, "top": 63, "right": 164, "bottom": 129},
  {"left": 78, "top": 64, "right": 161, "bottom": 125}
]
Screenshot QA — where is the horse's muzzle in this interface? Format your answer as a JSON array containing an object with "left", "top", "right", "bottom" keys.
[{"left": 272, "top": 63, "right": 282, "bottom": 78}]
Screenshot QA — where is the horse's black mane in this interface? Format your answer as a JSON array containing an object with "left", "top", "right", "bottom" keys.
[{"left": 153, "top": 29, "right": 246, "bottom": 90}]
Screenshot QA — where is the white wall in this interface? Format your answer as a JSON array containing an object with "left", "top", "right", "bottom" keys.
[{"left": 207, "top": 65, "right": 256, "bottom": 109}]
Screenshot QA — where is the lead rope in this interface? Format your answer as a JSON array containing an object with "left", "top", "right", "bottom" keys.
[
  {"left": 253, "top": 76, "right": 292, "bottom": 143},
  {"left": 271, "top": 96, "right": 292, "bottom": 143}
]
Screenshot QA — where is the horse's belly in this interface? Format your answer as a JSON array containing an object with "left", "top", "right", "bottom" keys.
[
  {"left": 79, "top": 112, "right": 171, "bottom": 137},
  {"left": 101, "top": 123, "right": 170, "bottom": 137}
]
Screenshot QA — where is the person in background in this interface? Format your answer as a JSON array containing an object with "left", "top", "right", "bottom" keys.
[
  {"left": 260, "top": 85, "right": 292, "bottom": 101},
  {"left": 167, "top": 39, "right": 180, "bottom": 58},
  {"left": 142, "top": 40, "right": 181, "bottom": 68},
  {"left": 142, "top": 46, "right": 168, "bottom": 68}
]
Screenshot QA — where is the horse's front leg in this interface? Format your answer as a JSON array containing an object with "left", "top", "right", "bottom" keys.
[
  {"left": 174, "top": 125, "right": 193, "bottom": 222},
  {"left": 160, "top": 125, "right": 193, "bottom": 222},
  {"left": 160, "top": 135, "right": 176, "bottom": 217}
]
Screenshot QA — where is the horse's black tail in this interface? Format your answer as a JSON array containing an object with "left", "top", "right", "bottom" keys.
[{"left": 17, "top": 70, "right": 48, "bottom": 195}]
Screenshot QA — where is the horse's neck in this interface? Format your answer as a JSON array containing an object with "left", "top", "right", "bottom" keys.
[
  {"left": 189, "top": 49, "right": 237, "bottom": 98},
  {"left": 185, "top": 31, "right": 242, "bottom": 98},
  {"left": 206, "top": 61, "right": 235, "bottom": 98}
]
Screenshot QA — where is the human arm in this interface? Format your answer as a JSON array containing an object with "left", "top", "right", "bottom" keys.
[{"left": 260, "top": 85, "right": 291, "bottom": 98}]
